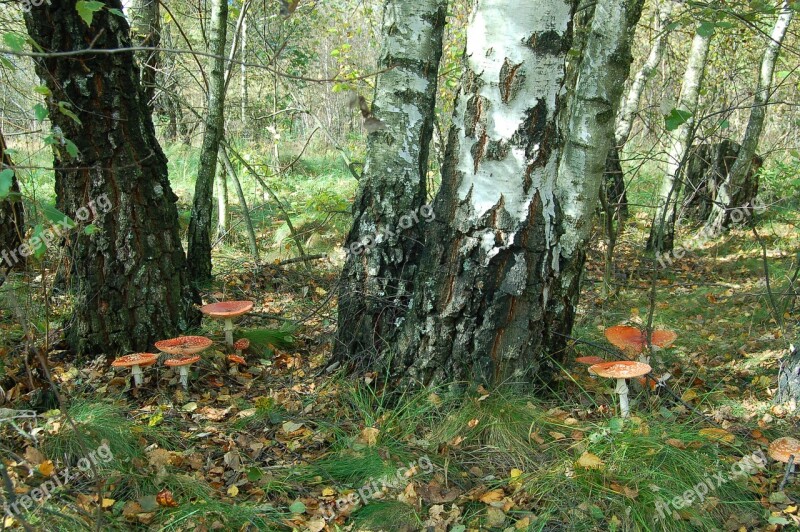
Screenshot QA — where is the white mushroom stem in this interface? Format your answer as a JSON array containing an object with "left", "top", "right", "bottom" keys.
[
  {"left": 224, "top": 319, "right": 234, "bottom": 347},
  {"left": 178, "top": 366, "right": 191, "bottom": 389},
  {"left": 131, "top": 365, "right": 144, "bottom": 386},
  {"left": 615, "top": 378, "right": 630, "bottom": 417}
]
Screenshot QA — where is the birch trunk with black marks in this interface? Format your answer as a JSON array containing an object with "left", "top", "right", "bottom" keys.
[
  {"left": 647, "top": 25, "right": 712, "bottom": 253},
  {"left": 0, "top": 131, "right": 24, "bottom": 272},
  {"left": 776, "top": 345, "right": 800, "bottom": 406},
  {"left": 335, "top": 0, "right": 447, "bottom": 365},
  {"left": 548, "top": 0, "right": 644, "bottom": 345},
  {"left": 130, "top": 0, "right": 160, "bottom": 111},
  {"left": 24, "top": 0, "right": 199, "bottom": 355},
  {"left": 390, "top": 0, "right": 575, "bottom": 386},
  {"left": 187, "top": 0, "right": 228, "bottom": 283},
  {"left": 704, "top": 2, "right": 793, "bottom": 236}
]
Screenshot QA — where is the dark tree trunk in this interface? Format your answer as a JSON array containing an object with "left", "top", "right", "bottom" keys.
[
  {"left": 776, "top": 345, "right": 800, "bottom": 406},
  {"left": 682, "top": 140, "right": 761, "bottom": 224},
  {"left": 24, "top": 0, "right": 199, "bottom": 355},
  {"left": 0, "top": 131, "right": 25, "bottom": 272},
  {"left": 603, "top": 146, "right": 628, "bottom": 219}
]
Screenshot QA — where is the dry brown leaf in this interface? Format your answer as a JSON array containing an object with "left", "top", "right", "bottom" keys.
[
  {"left": 576, "top": 451, "right": 604, "bottom": 470},
  {"left": 479, "top": 489, "right": 505, "bottom": 504}
]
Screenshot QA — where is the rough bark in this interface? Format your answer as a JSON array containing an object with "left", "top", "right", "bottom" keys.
[
  {"left": 0, "top": 131, "right": 25, "bottom": 272},
  {"left": 704, "top": 2, "right": 793, "bottom": 236},
  {"left": 391, "top": 0, "right": 576, "bottom": 386},
  {"left": 129, "top": 0, "right": 160, "bottom": 111},
  {"left": 187, "top": 0, "right": 228, "bottom": 283},
  {"left": 334, "top": 0, "right": 447, "bottom": 366},
  {"left": 775, "top": 345, "right": 800, "bottom": 406},
  {"left": 23, "top": 0, "right": 199, "bottom": 355},
  {"left": 604, "top": 147, "right": 628, "bottom": 218},
  {"left": 648, "top": 25, "right": 712, "bottom": 253}
]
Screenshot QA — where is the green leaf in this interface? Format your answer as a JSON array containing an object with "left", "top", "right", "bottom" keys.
[
  {"left": 65, "top": 139, "right": 79, "bottom": 158},
  {"left": 83, "top": 224, "right": 99, "bottom": 235},
  {"left": 41, "top": 204, "right": 75, "bottom": 228},
  {"left": 696, "top": 21, "right": 715, "bottom": 37},
  {"left": 33, "top": 103, "right": 49, "bottom": 122},
  {"left": 75, "top": 1, "right": 105, "bottom": 26},
  {"left": 0, "top": 169, "right": 13, "bottom": 200},
  {"left": 664, "top": 108, "right": 693, "bottom": 131},
  {"left": 58, "top": 102, "right": 82, "bottom": 125},
  {"left": 30, "top": 225, "right": 48, "bottom": 258},
  {"left": 3, "top": 33, "right": 27, "bottom": 53},
  {"left": 768, "top": 516, "right": 790, "bottom": 525},
  {"left": 720, "top": 119, "right": 730, "bottom": 129},
  {"left": 33, "top": 85, "right": 51, "bottom": 97},
  {"left": 246, "top": 467, "right": 264, "bottom": 482},
  {"left": 0, "top": 56, "right": 16, "bottom": 72},
  {"left": 108, "top": 8, "right": 124, "bottom": 18},
  {"left": 288, "top": 501, "right": 306, "bottom": 514}
]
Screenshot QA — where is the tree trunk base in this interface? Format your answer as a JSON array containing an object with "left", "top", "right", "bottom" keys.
[{"left": 776, "top": 346, "right": 800, "bottom": 407}]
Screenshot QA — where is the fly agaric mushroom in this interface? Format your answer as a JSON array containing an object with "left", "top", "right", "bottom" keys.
[
  {"left": 604, "top": 325, "right": 677, "bottom": 363},
  {"left": 154, "top": 336, "right": 213, "bottom": 356},
  {"left": 233, "top": 338, "right": 250, "bottom": 357},
  {"left": 769, "top": 436, "right": 800, "bottom": 489},
  {"left": 164, "top": 355, "right": 201, "bottom": 389},
  {"left": 199, "top": 301, "right": 254, "bottom": 347},
  {"left": 111, "top": 353, "right": 159, "bottom": 386},
  {"left": 589, "top": 360, "right": 652, "bottom": 417},
  {"left": 227, "top": 354, "right": 246, "bottom": 375}
]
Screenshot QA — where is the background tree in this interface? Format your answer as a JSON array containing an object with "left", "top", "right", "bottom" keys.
[
  {"left": 187, "top": 0, "right": 228, "bottom": 283},
  {"left": 335, "top": 0, "right": 447, "bottom": 366},
  {"left": 130, "top": 0, "right": 161, "bottom": 111},
  {"left": 23, "top": 0, "right": 199, "bottom": 354},
  {"left": 0, "top": 130, "right": 24, "bottom": 274}
]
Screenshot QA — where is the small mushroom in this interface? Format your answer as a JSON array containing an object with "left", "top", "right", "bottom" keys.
[
  {"left": 769, "top": 436, "right": 800, "bottom": 490},
  {"left": 111, "top": 353, "right": 159, "bottom": 386},
  {"left": 233, "top": 338, "right": 250, "bottom": 357},
  {"left": 227, "top": 354, "right": 246, "bottom": 375},
  {"left": 164, "top": 355, "right": 201, "bottom": 389},
  {"left": 154, "top": 336, "right": 213, "bottom": 357},
  {"left": 199, "top": 301, "right": 254, "bottom": 347},
  {"left": 589, "top": 360, "right": 652, "bottom": 417},
  {"left": 604, "top": 325, "right": 676, "bottom": 363}
]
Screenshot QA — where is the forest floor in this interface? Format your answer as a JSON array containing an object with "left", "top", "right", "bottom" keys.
[{"left": 1, "top": 190, "right": 799, "bottom": 530}]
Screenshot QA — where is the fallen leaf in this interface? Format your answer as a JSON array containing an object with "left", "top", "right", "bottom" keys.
[
  {"left": 479, "top": 489, "right": 505, "bottom": 504},
  {"left": 576, "top": 451, "right": 604, "bottom": 470},
  {"left": 698, "top": 428, "right": 735, "bottom": 443}
]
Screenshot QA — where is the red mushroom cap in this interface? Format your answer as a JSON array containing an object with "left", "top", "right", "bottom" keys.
[
  {"left": 112, "top": 353, "right": 159, "bottom": 367},
  {"left": 604, "top": 325, "right": 677, "bottom": 353},
  {"left": 199, "top": 301, "right": 254, "bottom": 319},
  {"left": 155, "top": 336, "right": 213, "bottom": 356},
  {"left": 164, "top": 355, "right": 201, "bottom": 367},
  {"left": 227, "top": 354, "right": 246, "bottom": 365},
  {"left": 233, "top": 338, "right": 250, "bottom": 351},
  {"left": 589, "top": 360, "right": 652, "bottom": 379},
  {"left": 575, "top": 356, "right": 605, "bottom": 365}
]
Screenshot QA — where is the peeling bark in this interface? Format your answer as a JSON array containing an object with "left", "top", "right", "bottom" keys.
[
  {"left": 335, "top": 0, "right": 447, "bottom": 365},
  {"left": 24, "top": 0, "right": 199, "bottom": 355},
  {"left": 648, "top": 25, "right": 712, "bottom": 253}
]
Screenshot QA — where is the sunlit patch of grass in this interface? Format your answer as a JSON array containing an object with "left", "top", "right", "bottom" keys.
[
  {"left": 158, "top": 499, "right": 283, "bottom": 531},
  {"left": 350, "top": 500, "right": 420, "bottom": 531}
]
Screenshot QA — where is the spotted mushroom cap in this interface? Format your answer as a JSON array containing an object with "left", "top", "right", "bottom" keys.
[
  {"left": 227, "top": 354, "right": 246, "bottom": 365},
  {"left": 112, "top": 353, "right": 159, "bottom": 368},
  {"left": 155, "top": 336, "right": 213, "bottom": 356},
  {"left": 233, "top": 338, "right": 250, "bottom": 351},
  {"left": 768, "top": 437, "right": 800, "bottom": 463},
  {"left": 589, "top": 360, "right": 652, "bottom": 379},
  {"left": 199, "top": 301, "right": 254, "bottom": 319},
  {"left": 164, "top": 355, "right": 201, "bottom": 367},
  {"left": 605, "top": 325, "right": 677, "bottom": 353},
  {"left": 575, "top": 356, "right": 605, "bottom": 365}
]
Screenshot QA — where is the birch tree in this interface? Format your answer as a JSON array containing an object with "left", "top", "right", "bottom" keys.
[
  {"left": 335, "top": 0, "right": 447, "bottom": 363},
  {"left": 23, "top": 0, "right": 199, "bottom": 354},
  {"left": 384, "top": 0, "right": 641, "bottom": 387},
  {"left": 648, "top": 24, "right": 713, "bottom": 253},
  {"left": 187, "top": 0, "right": 228, "bottom": 283},
  {"left": 129, "top": 0, "right": 160, "bottom": 111},
  {"left": 704, "top": 2, "right": 793, "bottom": 236}
]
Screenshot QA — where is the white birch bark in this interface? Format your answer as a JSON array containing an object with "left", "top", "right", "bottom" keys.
[
  {"left": 704, "top": 2, "right": 793, "bottom": 236},
  {"left": 648, "top": 25, "right": 712, "bottom": 253}
]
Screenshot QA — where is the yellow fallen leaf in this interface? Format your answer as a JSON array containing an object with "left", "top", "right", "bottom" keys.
[
  {"left": 321, "top": 487, "right": 336, "bottom": 497},
  {"left": 227, "top": 485, "right": 239, "bottom": 497},
  {"left": 38, "top": 460, "right": 55, "bottom": 477},
  {"left": 698, "top": 428, "right": 734, "bottom": 443},
  {"left": 479, "top": 489, "right": 505, "bottom": 504},
  {"left": 577, "top": 451, "right": 604, "bottom": 470},
  {"left": 549, "top": 431, "right": 566, "bottom": 441},
  {"left": 467, "top": 418, "right": 480, "bottom": 428},
  {"left": 681, "top": 389, "right": 699, "bottom": 402},
  {"left": 102, "top": 498, "right": 115, "bottom": 508},
  {"left": 359, "top": 427, "right": 380, "bottom": 446}
]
